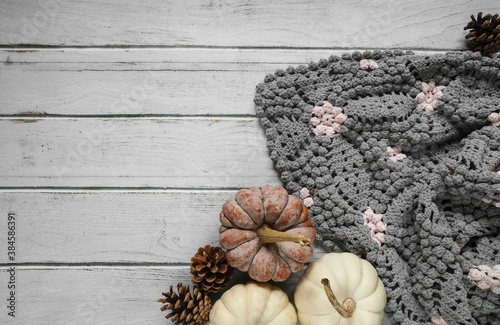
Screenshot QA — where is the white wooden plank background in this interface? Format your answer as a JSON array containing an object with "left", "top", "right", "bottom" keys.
[
  {"left": 0, "top": 265, "right": 311, "bottom": 325},
  {"left": 0, "top": 48, "right": 445, "bottom": 116},
  {"left": 0, "top": 191, "right": 320, "bottom": 264},
  {"left": 1, "top": 1, "right": 496, "bottom": 324},
  {"left": 0, "top": 0, "right": 495, "bottom": 48},
  {"left": 0, "top": 118, "right": 279, "bottom": 187},
  {"left": 0, "top": 191, "right": 232, "bottom": 264}
]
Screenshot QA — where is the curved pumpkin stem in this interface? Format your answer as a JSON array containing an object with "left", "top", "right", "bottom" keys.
[
  {"left": 256, "top": 224, "right": 311, "bottom": 247},
  {"left": 321, "top": 278, "right": 356, "bottom": 318}
]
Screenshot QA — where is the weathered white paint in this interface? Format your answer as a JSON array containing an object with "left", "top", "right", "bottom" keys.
[
  {"left": 0, "top": 190, "right": 333, "bottom": 263},
  {"left": 0, "top": 48, "right": 446, "bottom": 116},
  {"left": 0, "top": 63, "right": 276, "bottom": 116},
  {"left": 0, "top": 264, "right": 390, "bottom": 325},
  {"left": 0, "top": 0, "right": 493, "bottom": 48},
  {"left": 0, "top": 118, "right": 280, "bottom": 188},
  {"left": 0, "top": 265, "right": 204, "bottom": 325}
]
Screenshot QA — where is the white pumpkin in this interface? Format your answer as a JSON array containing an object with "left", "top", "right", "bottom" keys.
[
  {"left": 209, "top": 281, "right": 297, "bottom": 325},
  {"left": 294, "top": 252, "right": 386, "bottom": 325}
]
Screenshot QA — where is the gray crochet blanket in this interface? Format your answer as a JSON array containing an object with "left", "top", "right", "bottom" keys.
[{"left": 254, "top": 50, "right": 500, "bottom": 325}]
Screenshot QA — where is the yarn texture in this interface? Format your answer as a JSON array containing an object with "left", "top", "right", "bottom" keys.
[{"left": 254, "top": 50, "right": 500, "bottom": 325}]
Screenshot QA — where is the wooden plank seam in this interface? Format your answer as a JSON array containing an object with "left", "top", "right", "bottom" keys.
[{"left": 49, "top": 70, "right": 166, "bottom": 178}]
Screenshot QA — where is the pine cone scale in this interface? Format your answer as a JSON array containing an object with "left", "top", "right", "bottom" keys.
[
  {"left": 465, "top": 12, "right": 500, "bottom": 54},
  {"left": 477, "top": 33, "right": 488, "bottom": 42},
  {"left": 218, "top": 263, "right": 227, "bottom": 273},
  {"left": 191, "top": 255, "right": 207, "bottom": 264},
  {"left": 180, "top": 309, "right": 189, "bottom": 321},
  {"left": 159, "top": 283, "right": 212, "bottom": 325},
  {"left": 190, "top": 245, "right": 233, "bottom": 293},
  {"left": 465, "top": 31, "right": 475, "bottom": 39},
  {"left": 215, "top": 277, "right": 226, "bottom": 284}
]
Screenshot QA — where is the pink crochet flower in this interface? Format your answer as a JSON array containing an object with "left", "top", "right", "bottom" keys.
[
  {"left": 468, "top": 265, "right": 500, "bottom": 294},
  {"left": 331, "top": 122, "right": 341, "bottom": 133},
  {"left": 313, "top": 106, "right": 325, "bottom": 117},
  {"left": 363, "top": 208, "right": 386, "bottom": 246},
  {"left": 329, "top": 106, "right": 343, "bottom": 116},
  {"left": 360, "top": 59, "right": 379, "bottom": 70},
  {"left": 372, "top": 232, "right": 385, "bottom": 244},
  {"left": 310, "top": 102, "right": 347, "bottom": 137},
  {"left": 488, "top": 112, "right": 500, "bottom": 127},
  {"left": 300, "top": 187, "right": 314, "bottom": 207},
  {"left": 387, "top": 146, "right": 406, "bottom": 162},
  {"left": 482, "top": 198, "right": 500, "bottom": 207},
  {"left": 315, "top": 124, "right": 328, "bottom": 135},
  {"left": 310, "top": 117, "right": 321, "bottom": 127},
  {"left": 416, "top": 79, "right": 445, "bottom": 113},
  {"left": 325, "top": 127, "right": 336, "bottom": 137},
  {"left": 468, "top": 267, "right": 486, "bottom": 281},
  {"left": 322, "top": 114, "right": 334, "bottom": 126},
  {"left": 428, "top": 316, "right": 447, "bottom": 325},
  {"left": 300, "top": 188, "right": 310, "bottom": 199},
  {"left": 303, "top": 197, "right": 314, "bottom": 208}
]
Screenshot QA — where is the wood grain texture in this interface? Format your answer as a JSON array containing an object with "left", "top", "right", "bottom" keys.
[
  {"left": 0, "top": 265, "right": 390, "bottom": 325},
  {"left": 0, "top": 48, "right": 444, "bottom": 116},
  {"left": 0, "top": 0, "right": 494, "bottom": 48},
  {"left": 0, "top": 118, "right": 280, "bottom": 188},
  {"left": 0, "top": 190, "right": 328, "bottom": 263},
  {"left": 0, "top": 265, "right": 198, "bottom": 325}
]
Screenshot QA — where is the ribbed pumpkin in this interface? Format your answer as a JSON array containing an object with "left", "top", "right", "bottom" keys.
[
  {"left": 209, "top": 281, "right": 297, "bottom": 325},
  {"left": 294, "top": 253, "right": 387, "bottom": 325},
  {"left": 219, "top": 185, "right": 316, "bottom": 282}
]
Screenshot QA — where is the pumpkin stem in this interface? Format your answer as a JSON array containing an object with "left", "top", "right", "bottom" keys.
[
  {"left": 256, "top": 224, "right": 311, "bottom": 246},
  {"left": 321, "top": 278, "right": 356, "bottom": 318}
]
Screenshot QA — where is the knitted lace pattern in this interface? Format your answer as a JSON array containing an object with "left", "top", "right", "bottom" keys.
[{"left": 254, "top": 50, "right": 500, "bottom": 325}]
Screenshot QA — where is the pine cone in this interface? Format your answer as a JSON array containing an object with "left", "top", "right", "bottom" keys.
[
  {"left": 159, "top": 283, "right": 212, "bottom": 325},
  {"left": 190, "top": 245, "right": 233, "bottom": 293},
  {"left": 464, "top": 12, "right": 500, "bottom": 54}
]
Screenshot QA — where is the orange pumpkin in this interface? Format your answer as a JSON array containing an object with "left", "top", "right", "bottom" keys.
[{"left": 219, "top": 185, "right": 316, "bottom": 282}]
